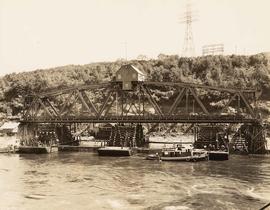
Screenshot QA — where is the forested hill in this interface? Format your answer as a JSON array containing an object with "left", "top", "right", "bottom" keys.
[{"left": 0, "top": 53, "right": 270, "bottom": 119}]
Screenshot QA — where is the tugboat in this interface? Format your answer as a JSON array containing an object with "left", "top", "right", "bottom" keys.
[{"left": 146, "top": 145, "right": 208, "bottom": 162}]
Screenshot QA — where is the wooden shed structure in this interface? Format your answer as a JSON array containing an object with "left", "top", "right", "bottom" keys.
[{"left": 115, "top": 64, "right": 146, "bottom": 90}]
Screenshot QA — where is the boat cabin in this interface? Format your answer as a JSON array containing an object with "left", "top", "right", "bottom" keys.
[{"left": 162, "top": 147, "right": 191, "bottom": 157}]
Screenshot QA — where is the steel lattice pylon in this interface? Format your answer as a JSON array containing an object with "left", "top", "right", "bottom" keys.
[{"left": 181, "top": 0, "right": 196, "bottom": 57}]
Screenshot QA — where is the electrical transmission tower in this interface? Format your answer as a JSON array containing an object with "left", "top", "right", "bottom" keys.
[{"left": 180, "top": 0, "right": 197, "bottom": 57}]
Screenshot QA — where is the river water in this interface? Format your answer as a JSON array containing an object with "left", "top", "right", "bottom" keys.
[{"left": 0, "top": 152, "right": 270, "bottom": 210}]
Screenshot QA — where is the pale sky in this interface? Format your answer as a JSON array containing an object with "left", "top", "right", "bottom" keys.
[{"left": 0, "top": 0, "right": 270, "bottom": 76}]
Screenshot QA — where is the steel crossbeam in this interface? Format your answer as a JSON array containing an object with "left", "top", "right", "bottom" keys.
[{"left": 21, "top": 115, "right": 258, "bottom": 124}]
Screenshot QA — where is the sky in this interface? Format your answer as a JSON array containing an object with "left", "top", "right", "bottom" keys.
[{"left": 0, "top": 0, "right": 270, "bottom": 76}]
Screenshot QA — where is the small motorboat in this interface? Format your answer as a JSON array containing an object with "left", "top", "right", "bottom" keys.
[{"left": 146, "top": 153, "right": 161, "bottom": 160}]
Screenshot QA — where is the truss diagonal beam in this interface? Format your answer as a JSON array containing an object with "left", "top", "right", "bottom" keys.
[
  {"left": 221, "top": 93, "right": 238, "bottom": 113},
  {"left": 132, "top": 103, "right": 141, "bottom": 114},
  {"left": 81, "top": 91, "right": 99, "bottom": 116},
  {"left": 23, "top": 97, "right": 38, "bottom": 119},
  {"left": 38, "top": 98, "right": 53, "bottom": 118},
  {"left": 45, "top": 98, "right": 60, "bottom": 117},
  {"left": 184, "top": 123, "right": 194, "bottom": 134},
  {"left": 141, "top": 85, "right": 163, "bottom": 116},
  {"left": 238, "top": 92, "right": 255, "bottom": 117},
  {"left": 104, "top": 94, "right": 116, "bottom": 117},
  {"left": 188, "top": 88, "right": 209, "bottom": 114},
  {"left": 168, "top": 88, "right": 186, "bottom": 115},
  {"left": 147, "top": 123, "right": 159, "bottom": 134},
  {"left": 76, "top": 90, "right": 93, "bottom": 115},
  {"left": 33, "top": 98, "right": 40, "bottom": 118},
  {"left": 98, "top": 91, "right": 113, "bottom": 117},
  {"left": 60, "top": 91, "right": 79, "bottom": 115},
  {"left": 164, "top": 123, "right": 177, "bottom": 134},
  {"left": 123, "top": 95, "right": 141, "bottom": 116},
  {"left": 60, "top": 91, "right": 74, "bottom": 115}
]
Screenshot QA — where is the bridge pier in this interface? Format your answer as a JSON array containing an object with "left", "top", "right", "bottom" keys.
[
  {"left": 231, "top": 123, "right": 267, "bottom": 154},
  {"left": 18, "top": 123, "right": 37, "bottom": 146},
  {"left": 18, "top": 121, "right": 267, "bottom": 154},
  {"left": 193, "top": 124, "right": 229, "bottom": 150}
]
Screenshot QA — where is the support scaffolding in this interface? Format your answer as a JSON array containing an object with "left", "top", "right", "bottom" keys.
[{"left": 231, "top": 123, "right": 267, "bottom": 154}]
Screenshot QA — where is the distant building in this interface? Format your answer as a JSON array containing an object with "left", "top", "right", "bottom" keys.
[
  {"left": 0, "top": 121, "right": 19, "bottom": 136},
  {"left": 115, "top": 64, "right": 146, "bottom": 90},
  {"left": 202, "top": 44, "right": 224, "bottom": 56}
]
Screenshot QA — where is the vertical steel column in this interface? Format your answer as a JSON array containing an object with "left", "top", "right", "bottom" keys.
[
  {"left": 138, "top": 86, "right": 141, "bottom": 117},
  {"left": 186, "top": 89, "right": 189, "bottom": 113},
  {"left": 116, "top": 91, "right": 118, "bottom": 117},
  {"left": 121, "top": 91, "right": 124, "bottom": 117},
  {"left": 142, "top": 86, "right": 145, "bottom": 116},
  {"left": 237, "top": 94, "right": 241, "bottom": 113}
]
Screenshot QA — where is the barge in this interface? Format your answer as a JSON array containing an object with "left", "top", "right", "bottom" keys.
[
  {"left": 208, "top": 150, "right": 229, "bottom": 161},
  {"left": 97, "top": 147, "right": 133, "bottom": 156},
  {"left": 16, "top": 146, "right": 58, "bottom": 154}
]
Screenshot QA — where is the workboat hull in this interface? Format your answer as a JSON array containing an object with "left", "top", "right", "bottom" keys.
[
  {"left": 0, "top": 147, "right": 17, "bottom": 153},
  {"left": 146, "top": 153, "right": 208, "bottom": 162},
  {"left": 161, "top": 155, "right": 208, "bottom": 161},
  {"left": 209, "top": 151, "right": 229, "bottom": 161},
  {"left": 17, "top": 146, "right": 51, "bottom": 154},
  {"left": 97, "top": 147, "right": 132, "bottom": 156}
]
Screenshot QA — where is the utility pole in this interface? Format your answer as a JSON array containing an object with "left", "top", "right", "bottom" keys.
[{"left": 122, "top": 42, "right": 127, "bottom": 61}]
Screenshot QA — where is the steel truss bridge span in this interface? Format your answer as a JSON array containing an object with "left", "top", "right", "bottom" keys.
[{"left": 21, "top": 81, "right": 259, "bottom": 124}]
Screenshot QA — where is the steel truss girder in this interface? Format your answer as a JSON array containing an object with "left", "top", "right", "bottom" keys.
[{"left": 22, "top": 81, "right": 258, "bottom": 124}]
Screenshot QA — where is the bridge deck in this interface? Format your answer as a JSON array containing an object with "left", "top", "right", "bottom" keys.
[{"left": 20, "top": 115, "right": 258, "bottom": 124}]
